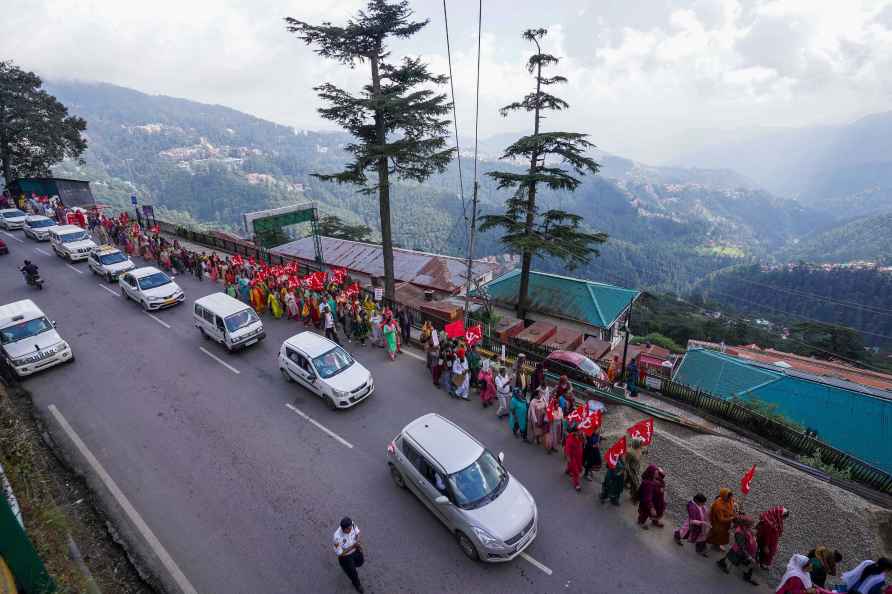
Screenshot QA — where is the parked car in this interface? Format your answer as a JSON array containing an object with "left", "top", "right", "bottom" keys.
[
  {"left": 279, "top": 331, "right": 373, "bottom": 409},
  {"left": 119, "top": 267, "right": 185, "bottom": 311},
  {"left": 87, "top": 245, "right": 135, "bottom": 282},
  {"left": 0, "top": 208, "right": 27, "bottom": 230},
  {"left": 543, "top": 350, "right": 607, "bottom": 385},
  {"left": 22, "top": 215, "right": 57, "bottom": 241},
  {"left": 386, "top": 413, "right": 538, "bottom": 563}
]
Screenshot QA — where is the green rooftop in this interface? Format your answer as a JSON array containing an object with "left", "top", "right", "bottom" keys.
[{"left": 478, "top": 269, "right": 640, "bottom": 329}]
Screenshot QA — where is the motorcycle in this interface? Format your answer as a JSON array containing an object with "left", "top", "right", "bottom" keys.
[{"left": 24, "top": 271, "right": 44, "bottom": 290}]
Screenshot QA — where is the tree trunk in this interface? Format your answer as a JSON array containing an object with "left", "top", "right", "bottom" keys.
[
  {"left": 0, "top": 102, "right": 10, "bottom": 186},
  {"left": 517, "top": 60, "right": 544, "bottom": 321},
  {"left": 369, "top": 54, "right": 395, "bottom": 301}
]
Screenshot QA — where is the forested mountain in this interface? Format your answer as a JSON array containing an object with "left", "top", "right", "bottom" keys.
[
  {"left": 695, "top": 263, "right": 892, "bottom": 348},
  {"left": 782, "top": 213, "right": 892, "bottom": 264},
  {"left": 42, "top": 80, "right": 836, "bottom": 294}
]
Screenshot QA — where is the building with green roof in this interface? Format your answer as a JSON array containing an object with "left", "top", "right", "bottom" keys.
[{"left": 477, "top": 269, "right": 641, "bottom": 343}]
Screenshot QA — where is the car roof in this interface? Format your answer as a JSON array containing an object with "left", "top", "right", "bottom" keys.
[
  {"left": 1, "top": 208, "right": 25, "bottom": 215},
  {"left": 0, "top": 299, "right": 43, "bottom": 327},
  {"left": 194, "top": 292, "right": 252, "bottom": 316},
  {"left": 93, "top": 244, "right": 122, "bottom": 254},
  {"left": 25, "top": 215, "right": 52, "bottom": 221},
  {"left": 546, "top": 350, "right": 586, "bottom": 364},
  {"left": 283, "top": 331, "right": 340, "bottom": 358},
  {"left": 50, "top": 224, "right": 86, "bottom": 234},
  {"left": 402, "top": 413, "right": 484, "bottom": 474},
  {"left": 130, "top": 266, "right": 164, "bottom": 279}
]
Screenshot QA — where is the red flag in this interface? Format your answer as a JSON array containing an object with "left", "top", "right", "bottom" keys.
[
  {"left": 566, "top": 404, "right": 586, "bottom": 424},
  {"left": 626, "top": 418, "right": 655, "bottom": 446},
  {"left": 606, "top": 436, "right": 627, "bottom": 469},
  {"left": 345, "top": 282, "right": 360, "bottom": 297},
  {"left": 331, "top": 267, "right": 347, "bottom": 286},
  {"left": 444, "top": 319, "right": 465, "bottom": 339},
  {"left": 577, "top": 410, "right": 603, "bottom": 436},
  {"left": 465, "top": 324, "right": 483, "bottom": 347},
  {"left": 307, "top": 271, "right": 326, "bottom": 292},
  {"left": 740, "top": 464, "right": 757, "bottom": 495}
]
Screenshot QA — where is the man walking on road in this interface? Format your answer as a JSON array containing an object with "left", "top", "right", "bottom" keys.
[
  {"left": 333, "top": 517, "right": 365, "bottom": 592},
  {"left": 323, "top": 305, "right": 341, "bottom": 345}
]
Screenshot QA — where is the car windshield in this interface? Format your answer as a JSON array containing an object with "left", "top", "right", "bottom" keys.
[
  {"left": 446, "top": 450, "right": 508, "bottom": 509},
  {"left": 312, "top": 347, "right": 354, "bottom": 379},
  {"left": 29, "top": 219, "right": 55, "bottom": 228},
  {"left": 0, "top": 317, "right": 54, "bottom": 344},
  {"left": 60, "top": 231, "right": 88, "bottom": 243},
  {"left": 577, "top": 357, "right": 603, "bottom": 377},
  {"left": 224, "top": 309, "right": 259, "bottom": 333},
  {"left": 3, "top": 209, "right": 25, "bottom": 218},
  {"left": 137, "top": 272, "right": 171, "bottom": 290},
  {"left": 99, "top": 252, "right": 128, "bottom": 265}
]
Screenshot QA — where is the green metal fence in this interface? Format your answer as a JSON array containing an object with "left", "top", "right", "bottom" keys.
[{"left": 0, "top": 493, "right": 55, "bottom": 593}]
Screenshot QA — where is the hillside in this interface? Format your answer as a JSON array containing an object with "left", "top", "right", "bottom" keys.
[
  {"left": 695, "top": 263, "right": 892, "bottom": 348},
  {"left": 783, "top": 213, "right": 892, "bottom": 264},
  {"left": 43, "top": 80, "right": 831, "bottom": 293}
]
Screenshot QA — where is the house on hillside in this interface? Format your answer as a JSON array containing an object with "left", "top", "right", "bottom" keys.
[
  {"left": 673, "top": 346, "right": 892, "bottom": 474},
  {"left": 270, "top": 236, "right": 496, "bottom": 302},
  {"left": 476, "top": 269, "right": 641, "bottom": 345}
]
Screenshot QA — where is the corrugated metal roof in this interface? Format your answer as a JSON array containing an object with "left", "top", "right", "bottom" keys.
[
  {"left": 673, "top": 348, "right": 783, "bottom": 397},
  {"left": 271, "top": 236, "right": 494, "bottom": 293},
  {"left": 478, "top": 269, "right": 640, "bottom": 329}
]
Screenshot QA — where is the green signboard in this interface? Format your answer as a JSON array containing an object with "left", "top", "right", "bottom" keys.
[{"left": 252, "top": 208, "right": 315, "bottom": 233}]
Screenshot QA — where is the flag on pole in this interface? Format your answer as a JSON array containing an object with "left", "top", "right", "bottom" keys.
[
  {"left": 444, "top": 319, "right": 465, "bottom": 339},
  {"left": 626, "top": 418, "right": 655, "bottom": 446},
  {"left": 465, "top": 324, "right": 483, "bottom": 347},
  {"left": 577, "top": 409, "right": 603, "bottom": 436},
  {"left": 740, "top": 464, "right": 757, "bottom": 495},
  {"left": 566, "top": 404, "right": 586, "bottom": 425},
  {"left": 331, "top": 267, "right": 347, "bottom": 286},
  {"left": 606, "top": 436, "right": 627, "bottom": 469}
]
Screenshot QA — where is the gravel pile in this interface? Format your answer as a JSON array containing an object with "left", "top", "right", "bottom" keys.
[{"left": 597, "top": 404, "right": 892, "bottom": 582}]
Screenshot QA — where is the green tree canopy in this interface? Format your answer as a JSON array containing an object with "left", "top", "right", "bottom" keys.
[
  {"left": 319, "top": 214, "right": 372, "bottom": 242},
  {"left": 285, "top": 0, "right": 454, "bottom": 299},
  {"left": 0, "top": 61, "right": 87, "bottom": 184},
  {"left": 478, "top": 29, "right": 606, "bottom": 319}
]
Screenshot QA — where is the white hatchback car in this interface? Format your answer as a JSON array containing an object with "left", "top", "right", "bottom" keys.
[
  {"left": 0, "top": 208, "right": 28, "bottom": 230},
  {"left": 23, "top": 215, "right": 57, "bottom": 241},
  {"left": 279, "top": 331, "right": 373, "bottom": 409},
  {"left": 119, "top": 267, "right": 185, "bottom": 310}
]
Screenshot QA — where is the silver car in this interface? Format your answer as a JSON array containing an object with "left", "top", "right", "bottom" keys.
[{"left": 386, "top": 413, "right": 538, "bottom": 562}]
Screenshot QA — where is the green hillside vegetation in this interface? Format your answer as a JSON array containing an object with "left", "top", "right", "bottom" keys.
[{"left": 782, "top": 212, "right": 892, "bottom": 264}]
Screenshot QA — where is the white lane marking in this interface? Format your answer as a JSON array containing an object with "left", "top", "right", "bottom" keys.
[
  {"left": 198, "top": 346, "right": 240, "bottom": 375},
  {"left": 285, "top": 403, "right": 354, "bottom": 449},
  {"left": 2, "top": 231, "right": 24, "bottom": 243},
  {"left": 65, "top": 263, "right": 84, "bottom": 274},
  {"left": 520, "top": 552, "right": 553, "bottom": 576},
  {"left": 48, "top": 404, "right": 198, "bottom": 594},
  {"left": 401, "top": 347, "right": 425, "bottom": 362},
  {"left": 98, "top": 284, "right": 120, "bottom": 297},
  {"left": 34, "top": 247, "right": 51, "bottom": 256},
  {"left": 144, "top": 312, "right": 171, "bottom": 329}
]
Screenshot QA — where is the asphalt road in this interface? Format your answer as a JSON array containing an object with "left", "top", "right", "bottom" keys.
[{"left": 0, "top": 228, "right": 767, "bottom": 594}]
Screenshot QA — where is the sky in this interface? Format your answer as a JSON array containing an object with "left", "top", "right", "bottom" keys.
[{"left": 4, "top": 0, "right": 892, "bottom": 164}]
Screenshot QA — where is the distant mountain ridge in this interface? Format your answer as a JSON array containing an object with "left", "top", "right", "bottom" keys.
[{"left": 42, "top": 79, "right": 851, "bottom": 294}]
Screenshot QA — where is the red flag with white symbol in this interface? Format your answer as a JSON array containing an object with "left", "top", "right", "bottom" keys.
[
  {"left": 465, "top": 324, "right": 483, "bottom": 347},
  {"left": 740, "top": 464, "right": 757, "bottom": 495},
  {"left": 577, "top": 410, "right": 602, "bottom": 436},
  {"left": 331, "top": 267, "right": 347, "bottom": 286},
  {"left": 444, "top": 319, "right": 465, "bottom": 339},
  {"left": 566, "top": 405, "right": 586, "bottom": 425},
  {"left": 626, "top": 418, "right": 655, "bottom": 446},
  {"left": 606, "top": 436, "right": 627, "bottom": 469}
]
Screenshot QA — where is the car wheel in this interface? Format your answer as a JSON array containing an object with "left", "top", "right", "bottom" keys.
[
  {"left": 389, "top": 465, "right": 406, "bottom": 489},
  {"left": 120, "top": 286, "right": 127, "bottom": 299},
  {"left": 141, "top": 300, "right": 150, "bottom": 311},
  {"left": 456, "top": 531, "right": 479, "bottom": 561},
  {"left": 199, "top": 327, "right": 209, "bottom": 340},
  {"left": 280, "top": 367, "right": 293, "bottom": 383},
  {"left": 107, "top": 273, "right": 114, "bottom": 283}
]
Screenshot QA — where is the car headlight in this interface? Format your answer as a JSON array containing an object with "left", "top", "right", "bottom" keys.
[
  {"left": 471, "top": 526, "right": 501, "bottom": 547},
  {"left": 148, "top": 296, "right": 164, "bottom": 301},
  {"left": 57, "top": 342, "right": 69, "bottom": 351},
  {"left": 335, "top": 389, "right": 350, "bottom": 399},
  {"left": 12, "top": 356, "right": 29, "bottom": 366}
]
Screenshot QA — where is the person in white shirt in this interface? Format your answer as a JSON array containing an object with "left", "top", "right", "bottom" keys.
[
  {"left": 494, "top": 366, "right": 512, "bottom": 417},
  {"left": 322, "top": 305, "right": 341, "bottom": 345},
  {"left": 333, "top": 517, "right": 364, "bottom": 592}
]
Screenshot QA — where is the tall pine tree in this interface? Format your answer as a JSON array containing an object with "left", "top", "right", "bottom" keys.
[
  {"left": 479, "top": 29, "right": 607, "bottom": 320},
  {"left": 286, "top": 0, "right": 453, "bottom": 300},
  {"left": 0, "top": 61, "right": 87, "bottom": 184}
]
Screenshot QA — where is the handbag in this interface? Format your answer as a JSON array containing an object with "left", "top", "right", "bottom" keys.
[{"left": 452, "top": 373, "right": 466, "bottom": 388}]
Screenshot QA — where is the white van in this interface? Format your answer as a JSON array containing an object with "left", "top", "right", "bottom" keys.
[
  {"left": 49, "top": 224, "right": 97, "bottom": 261},
  {"left": 0, "top": 299, "right": 73, "bottom": 377},
  {"left": 193, "top": 292, "right": 265, "bottom": 352}
]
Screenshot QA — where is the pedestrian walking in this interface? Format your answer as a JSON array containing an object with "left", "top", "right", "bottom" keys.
[
  {"left": 838, "top": 557, "right": 891, "bottom": 594},
  {"left": 637, "top": 464, "right": 666, "bottom": 529},
  {"left": 494, "top": 366, "right": 511, "bottom": 417},
  {"left": 716, "top": 515, "right": 759, "bottom": 586},
  {"left": 674, "top": 493, "right": 710, "bottom": 556},
  {"left": 806, "top": 547, "right": 842, "bottom": 588},
  {"left": 564, "top": 427, "right": 584, "bottom": 492},
  {"left": 582, "top": 416, "right": 602, "bottom": 481},
  {"left": 599, "top": 457, "right": 625, "bottom": 506},
  {"left": 451, "top": 348, "right": 470, "bottom": 399},
  {"left": 333, "top": 517, "right": 365, "bottom": 593},
  {"left": 623, "top": 436, "right": 645, "bottom": 501},
  {"left": 627, "top": 359, "right": 639, "bottom": 397},
  {"left": 508, "top": 388, "right": 528, "bottom": 441},
  {"left": 755, "top": 506, "right": 789, "bottom": 570},
  {"left": 775, "top": 554, "right": 825, "bottom": 594},
  {"left": 323, "top": 305, "right": 341, "bottom": 345},
  {"left": 706, "top": 488, "right": 737, "bottom": 550}
]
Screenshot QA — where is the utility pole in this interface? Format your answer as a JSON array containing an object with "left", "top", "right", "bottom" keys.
[{"left": 463, "top": 180, "right": 479, "bottom": 323}]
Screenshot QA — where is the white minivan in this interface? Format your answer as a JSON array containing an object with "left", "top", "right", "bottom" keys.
[
  {"left": 193, "top": 292, "right": 265, "bottom": 351},
  {"left": 0, "top": 299, "right": 73, "bottom": 377},
  {"left": 49, "top": 224, "right": 97, "bottom": 261},
  {"left": 279, "top": 332, "right": 373, "bottom": 409}
]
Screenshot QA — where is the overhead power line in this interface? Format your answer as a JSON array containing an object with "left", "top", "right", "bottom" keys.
[
  {"left": 440, "top": 0, "right": 467, "bottom": 227},
  {"left": 728, "top": 276, "right": 892, "bottom": 316}
]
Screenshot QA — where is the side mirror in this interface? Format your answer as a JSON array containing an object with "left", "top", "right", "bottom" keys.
[
  {"left": 498, "top": 452, "right": 505, "bottom": 463},
  {"left": 308, "top": 373, "right": 317, "bottom": 383},
  {"left": 52, "top": 320, "right": 57, "bottom": 328},
  {"left": 434, "top": 495, "right": 450, "bottom": 505}
]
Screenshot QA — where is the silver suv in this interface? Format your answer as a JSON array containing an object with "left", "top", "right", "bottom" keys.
[{"left": 386, "top": 413, "right": 538, "bottom": 562}]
